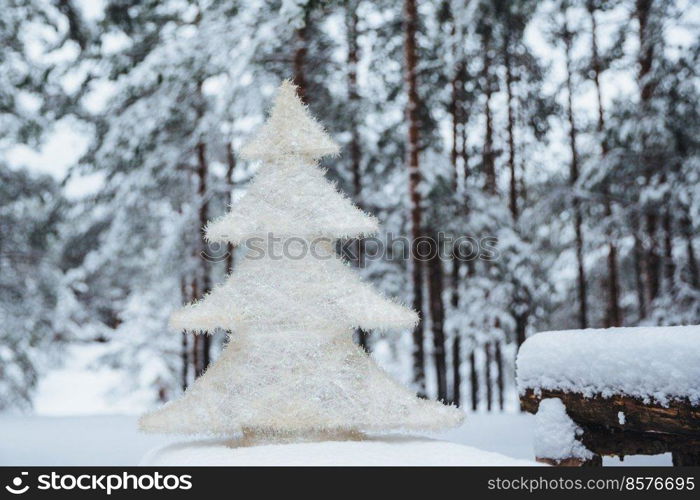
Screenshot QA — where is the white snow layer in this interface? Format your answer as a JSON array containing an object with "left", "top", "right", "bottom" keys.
[
  {"left": 517, "top": 325, "right": 700, "bottom": 405},
  {"left": 141, "top": 436, "right": 538, "bottom": 466},
  {"left": 533, "top": 398, "right": 592, "bottom": 461}
]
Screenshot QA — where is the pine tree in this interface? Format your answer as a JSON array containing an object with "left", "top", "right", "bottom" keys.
[{"left": 140, "top": 82, "right": 463, "bottom": 436}]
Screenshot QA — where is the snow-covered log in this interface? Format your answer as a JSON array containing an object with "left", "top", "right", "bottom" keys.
[{"left": 517, "top": 326, "right": 700, "bottom": 466}]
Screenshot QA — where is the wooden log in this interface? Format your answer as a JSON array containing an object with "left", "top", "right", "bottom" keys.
[
  {"left": 521, "top": 388, "right": 700, "bottom": 436},
  {"left": 537, "top": 456, "right": 602, "bottom": 467},
  {"left": 579, "top": 426, "right": 700, "bottom": 457},
  {"left": 672, "top": 449, "right": 700, "bottom": 466}
]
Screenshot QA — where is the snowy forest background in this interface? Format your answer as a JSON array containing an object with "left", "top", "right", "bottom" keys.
[{"left": 2, "top": 0, "right": 699, "bottom": 418}]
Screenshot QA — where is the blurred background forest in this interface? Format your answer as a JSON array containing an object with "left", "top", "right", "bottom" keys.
[{"left": 2, "top": 0, "right": 699, "bottom": 416}]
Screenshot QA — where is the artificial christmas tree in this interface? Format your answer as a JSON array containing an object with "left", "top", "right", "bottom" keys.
[{"left": 139, "top": 81, "right": 463, "bottom": 438}]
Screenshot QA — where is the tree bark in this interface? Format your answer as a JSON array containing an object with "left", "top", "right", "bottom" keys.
[
  {"left": 346, "top": 0, "right": 369, "bottom": 353},
  {"left": 469, "top": 349, "right": 478, "bottom": 411},
  {"left": 180, "top": 278, "right": 189, "bottom": 391},
  {"left": 347, "top": 2, "right": 361, "bottom": 200},
  {"left": 195, "top": 140, "right": 211, "bottom": 377},
  {"left": 404, "top": 0, "right": 426, "bottom": 396},
  {"left": 190, "top": 277, "right": 201, "bottom": 376},
  {"left": 645, "top": 215, "right": 661, "bottom": 305},
  {"left": 636, "top": 0, "right": 661, "bottom": 306},
  {"left": 589, "top": 2, "right": 621, "bottom": 327},
  {"left": 485, "top": 342, "right": 492, "bottom": 411},
  {"left": 682, "top": 211, "right": 699, "bottom": 289},
  {"left": 503, "top": 29, "right": 518, "bottom": 220},
  {"left": 563, "top": 16, "right": 588, "bottom": 329},
  {"left": 452, "top": 333, "right": 461, "bottom": 407},
  {"left": 482, "top": 27, "right": 496, "bottom": 195},
  {"left": 515, "top": 312, "right": 527, "bottom": 348},
  {"left": 293, "top": 18, "right": 308, "bottom": 104},
  {"left": 225, "top": 141, "right": 236, "bottom": 275},
  {"left": 449, "top": 25, "right": 465, "bottom": 405},
  {"left": 633, "top": 224, "right": 647, "bottom": 319},
  {"left": 427, "top": 242, "right": 447, "bottom": 402},
  {"left": 494, "top": 341, "right": 504, "bottom": 411},
  {"left": 663, "top": 209, "right": 674, "bottom": 292},
  {"left": 450, "top": 54, "right": 460, "bottom": 191}
]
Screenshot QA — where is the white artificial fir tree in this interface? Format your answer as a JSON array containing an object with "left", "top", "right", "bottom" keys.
[{"left": 140, "top": 81, "right": 463, "bottom": 438}]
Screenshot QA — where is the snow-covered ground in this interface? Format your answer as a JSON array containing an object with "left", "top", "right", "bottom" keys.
[
  {"left": 0, "top": 414, "right": 671, "bottom": 466},
  {"left": 0, "top": 344, "right": 672, "bottom": 466},
  {"left": 32, "top": 343, "right": 156, "bottom": 416},
  {"left": 142, "top": 435, "right": 537, "bottom": 466}
]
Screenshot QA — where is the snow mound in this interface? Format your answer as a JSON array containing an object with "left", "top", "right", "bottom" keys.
[
  {"left": 140, "top": 436, "right": 539, "bottom": 466},
  {"left": 517, "top": 326, "right": 700, "bottom": 405},
  {"left": 534, "top": 398, "right": 592, "bottom": 461}
]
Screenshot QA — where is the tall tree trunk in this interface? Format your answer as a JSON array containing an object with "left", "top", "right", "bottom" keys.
[
  {"left": 485, "top": 342, "right": 492, "bottom": 411},
  {"left": 346, "top": 0, "right": 369, "bottom": 352},
  {"left": 644, "top": 216, "right": 661, "bottom": 304},
  {"left": 404, "top": 0, "right": 426, "bottom": 396},
  {"left": 504, "top": 32, "right": 518, "bottom": 220},
  {"left": 682, "top": 211, "right": 699, "bottom": 289},
  {"left": 427, "top": 242, "right": 448, "bottom": 402},
  {"left": 589, "top": 2, "right": 621, "bottom": 327},
  {"left": 636, "top": 0, "right": 661, "bottom": 306},
  {"left": 663, "top": 210, "right": 674, "bottom": 291},
  {"left": 293, "top": 18, "right": 308, "bottom": 104},
  {"left": 180, "top": 278, "right": 189, "bottom": 391},
  {"left": 450, "top": 51, "right": 467, "bottom": 189},
  {"left": 482, "top": 28, "right": 496, "bottom": 195},
  {"left": 604, "top": 221, "right": 622, "bottom": 326},
  {"left": 195, "top": 140, "right": 211, "bottom": 377},
  {"left": 460, "top": 104, "right": 469, "bottom": 181},
  {"left": 190, "top": 277, "right": 201, "bottom": 375},
  {"left": 449, "top": 27, "right": 465, "bottom": 405},
  {"left": 450, "top": 55, "right": 460, "bottom": 191},
  {"left": 633, "top": 220, "right": 647, "bottom": 319},
  {"left": 515, "top": 312, "right": 527, "bottom": 347},
  {"left": 495, "top": 341, "right": 504, "bottom": 411},
  {"left": 225, "top": 141, "right": 236, "bottom": 275},
  {"left": 563, "top": 17, "right": 588, "bottom": 329},
  {"left": 452, "top": 331, "right": 461, "bottom": 406},
  {"left": 469, "top": 349, "right": 478, "bottom": 411}
]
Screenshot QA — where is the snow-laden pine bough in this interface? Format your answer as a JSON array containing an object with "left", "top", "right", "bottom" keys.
[
  {"left": 517, "top": 326, "right": 700, "bottom": 466},
  {"left": 139, "top": 81, "right": 464, "bottom": 441}
]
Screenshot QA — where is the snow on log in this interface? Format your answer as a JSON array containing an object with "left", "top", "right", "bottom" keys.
[
  {"left": 533, "top": 398, "right": 594, "bottom": 465},
  {"left": 517, "top": 325, "right": 700, "bottom": 406},
  {"left": 521, "top": 388, "right": 700, "bottom": 436}
]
